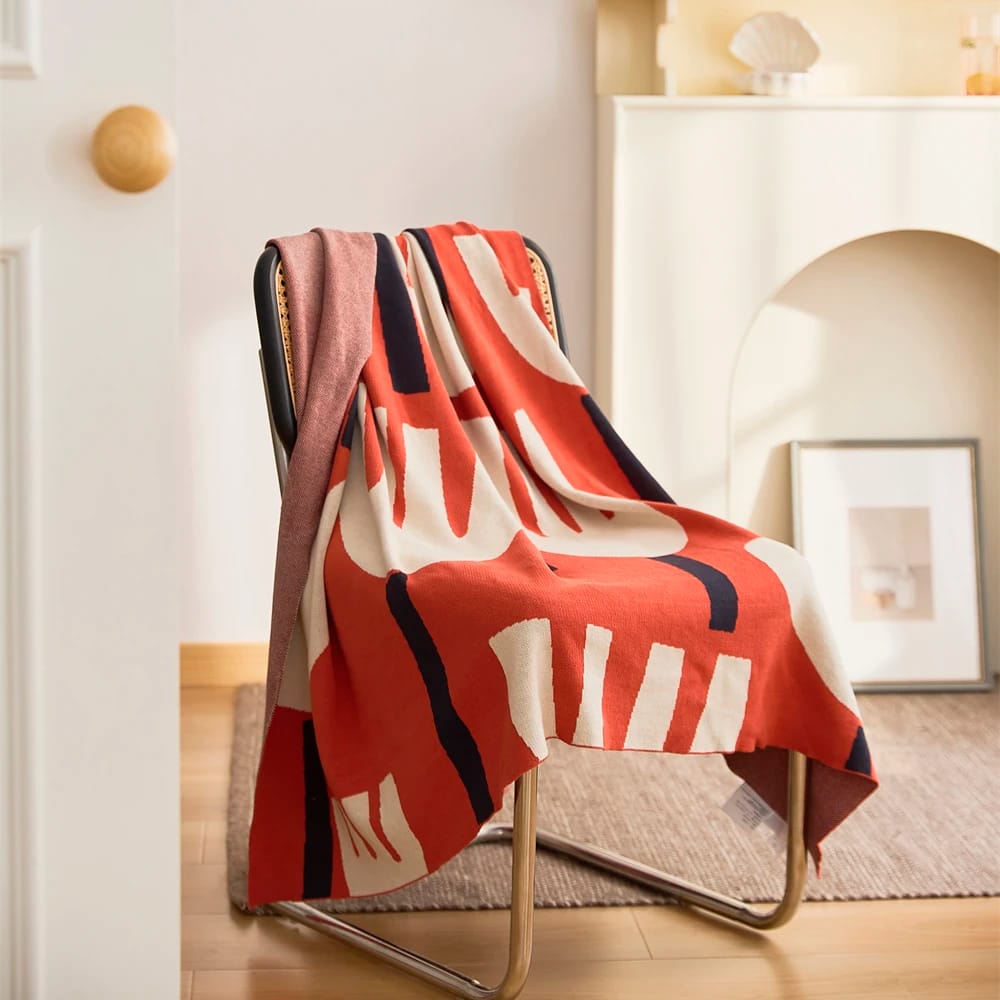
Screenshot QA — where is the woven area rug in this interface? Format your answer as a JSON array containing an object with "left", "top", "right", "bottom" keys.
[{"left": 228, "top": 684, "right": 999, "bottom": 911}]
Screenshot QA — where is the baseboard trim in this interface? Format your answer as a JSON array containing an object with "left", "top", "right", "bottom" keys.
[{"left": 180, "top": 642, "right": 268, "bottom": 687}]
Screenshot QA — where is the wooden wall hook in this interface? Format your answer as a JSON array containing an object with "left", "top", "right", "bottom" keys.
[{"left": 91, "top": 105, "right": 176, "bottom": 193}]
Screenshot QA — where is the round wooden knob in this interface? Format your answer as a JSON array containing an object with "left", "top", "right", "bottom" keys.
[{"left": 91, "top": 105, "right": 176, "bottom": 193}]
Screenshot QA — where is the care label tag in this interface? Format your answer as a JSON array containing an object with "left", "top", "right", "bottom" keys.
[
  {"left": 721, "top": 782, "right": 774, "bottom": 831},
  {"left": 761, "top": 808, "right": 788, "bottom": 842},
  {"left": 722, "top": 783, "right": 788, "bottom": 853}
]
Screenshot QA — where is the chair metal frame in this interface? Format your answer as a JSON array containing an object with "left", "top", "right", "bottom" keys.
[{"left": 253, "top": 239, "right": 808, "bottom": 1000}]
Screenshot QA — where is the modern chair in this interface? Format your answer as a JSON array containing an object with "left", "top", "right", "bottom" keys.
[{"left": 253, "top": 237, "right": 808, "bottom": 1000}]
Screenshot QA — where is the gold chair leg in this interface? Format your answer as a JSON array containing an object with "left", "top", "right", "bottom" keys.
[
  {"left": 271, "top": 766, "right": 538, "bottom": 1000},
  {"left": 476, "top": 749, "right": 808, "bottom": 931}
]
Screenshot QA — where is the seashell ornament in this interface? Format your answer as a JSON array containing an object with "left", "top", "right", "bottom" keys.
[{"left": 730, "top": 12, "right": 822, "bottom": 96}]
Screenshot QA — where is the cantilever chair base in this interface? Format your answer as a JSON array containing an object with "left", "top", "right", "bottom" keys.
[
  {"left": 254, "top": 239, "right": 809, "bottom": 999},
  {"left": 476, "top": 749, "right": 808, "bottom": 932},
  {"left": 269, "top": 752, "right": 807, "bottom": 999}
]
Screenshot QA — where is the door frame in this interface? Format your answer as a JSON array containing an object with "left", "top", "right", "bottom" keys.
[{"left": 1, "top": 232, "right": 42, "bottom": 1000}]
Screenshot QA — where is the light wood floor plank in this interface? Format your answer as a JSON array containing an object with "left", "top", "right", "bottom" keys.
[
  {"left": 181, "top": 688, "right": 236, "bottom": 750},
  {"left": 181, "top": 821, "right": 206, "bottom": 865},
  {"left": 183, "top": 865, "right": 231, "bottom": 916},
  {"left": 190, "top": 948, "right": 999, "bottom": 1000},
  {"left": 518, "top": 948, "right": 999, "bottom": 1000},
  {"left": 181, "top": 643, "right": 267, "bottom": 687},
  {"left": 183, "top": 906, "right": 649, "bottom": 974},
  {"left": 633, "top": 896, "right": 1000, "bottom": 959},
  {"left": 183, "top": 742, "right": 234, "bottom": 768},
  {"left": 203, "top": 820, "right": 226, "bottom": 864},
  {"left": 182, "top": 778, "right": 229, "bottom": 822},
  {"left": 192, "top": 965, "right": 456, "bottom": 999},
  {"left": 181, "top": 969, "right": 193, "bottom": 1000}
]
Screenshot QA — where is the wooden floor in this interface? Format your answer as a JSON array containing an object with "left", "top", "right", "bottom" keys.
[{"left": 181, "top": 685, "right": 1000, "bottom": 999}]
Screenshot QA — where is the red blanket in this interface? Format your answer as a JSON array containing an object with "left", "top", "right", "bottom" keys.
[{"left": 248, "top": 224, "right": 876, "bottom": 906}]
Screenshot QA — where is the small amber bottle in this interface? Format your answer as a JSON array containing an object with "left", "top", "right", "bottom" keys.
[{"left": 961, "top": 10, "right": 1000, "bottom": 95}]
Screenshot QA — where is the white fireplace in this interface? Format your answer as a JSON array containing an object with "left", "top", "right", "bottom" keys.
[{"left": 596, "top": 96, "right": 1000, "bottom": 664}]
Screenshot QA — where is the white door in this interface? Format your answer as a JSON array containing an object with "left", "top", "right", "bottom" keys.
[{"left": 1, "top": 2, "right": 178, "bottom": 998}]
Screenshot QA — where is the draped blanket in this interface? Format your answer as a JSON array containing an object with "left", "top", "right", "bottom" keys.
[{"left": 248, "top": 224, "right": 877, "bottom": 907}]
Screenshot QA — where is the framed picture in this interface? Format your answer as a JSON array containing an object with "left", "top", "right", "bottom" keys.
[{"left": 791, "top": 439, "right": 990, "bottom": 692}]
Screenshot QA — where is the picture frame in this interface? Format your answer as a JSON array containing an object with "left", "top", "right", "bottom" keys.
[{"left": 791, "top": 439, "right": 991, "bottom": 692}]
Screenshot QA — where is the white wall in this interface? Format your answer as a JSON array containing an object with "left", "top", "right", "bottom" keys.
[
  {"left": 177, "top": 1, "right": 597, "bottom": 641},
  {"left": 731, "top": 231, "right": 999, "bottom": 668}
]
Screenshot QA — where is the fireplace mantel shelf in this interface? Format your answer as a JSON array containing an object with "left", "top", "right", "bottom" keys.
[
  {"left": 596, "top": 94, "right": 1000, "bottom": 521},
  {"left": 608, "top": 95, "right": 1000, "bottom": 111}
]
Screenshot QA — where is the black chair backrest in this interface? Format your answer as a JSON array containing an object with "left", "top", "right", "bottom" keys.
[{"left": 254, "top": 235, "right": 565, "bottom": 463}]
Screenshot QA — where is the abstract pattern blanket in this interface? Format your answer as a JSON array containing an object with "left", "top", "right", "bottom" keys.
[{"left": 248, "top": 224, "right": 877, "bottom": 907}]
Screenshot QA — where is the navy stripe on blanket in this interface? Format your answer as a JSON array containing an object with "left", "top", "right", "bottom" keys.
[
  {"left": 581, "top": 394, "right": 674, "bottom": 505},
  {"left": 845, "top": 727, "right": 873, "bottom": 776},
  {"left": 340, "top": 389, "right": 358, "bottom": 449},
  {"left": 385, "top": 571, "right": 495, "bottom": 824},
  {"left": 375, "top": 233, "right": 430, "bottom": 394},
  {"left": 301, "top": 719, "right": 334, "bottom": 899},
  {"left": 406, "top": 228, "right": 451, "bottom": 311},
  {"left": 653, "top": 554, "right": 739, "bottom": 633}
]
